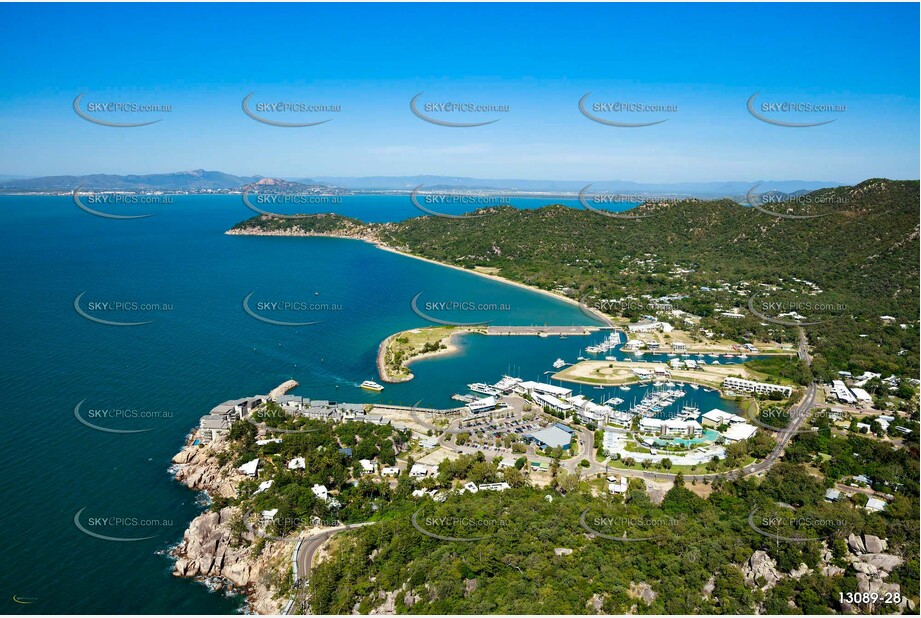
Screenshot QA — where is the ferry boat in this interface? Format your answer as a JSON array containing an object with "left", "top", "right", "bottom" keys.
[
  {"left": 360, "top": 380, "right": 384, "bottom": 391},
  {"left": 552, "top": 358, "right": 566, "bottom": 369},
  {"left": 492, "top": 375, "right": 522, "bottom": 393},
  {"left": 468, "top": 382, "right": 500, "bottom": 395}
]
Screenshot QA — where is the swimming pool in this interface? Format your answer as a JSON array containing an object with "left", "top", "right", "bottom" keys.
[{"left": 654, "top": 429, "right": 719, "bottom": 447}]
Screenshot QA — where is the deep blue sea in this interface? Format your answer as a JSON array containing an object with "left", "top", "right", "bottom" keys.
[{"left": 0, "top": 195, "right": 739, "bottom": 614}]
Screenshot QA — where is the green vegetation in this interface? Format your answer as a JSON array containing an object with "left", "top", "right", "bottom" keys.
[
  {"left": 307, "top": 461, "right": 919, "bottom": 614},
  {"left": 217, "top": 412, "right": 410, "bottom": 526},
  {"left": 744, "top": 355, "right": 813, "bottom": 386},
  {"left": 233, "top": 180, "right": 919, "bottom": 380}
]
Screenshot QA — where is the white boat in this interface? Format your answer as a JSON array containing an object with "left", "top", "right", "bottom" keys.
[
  {"left": 619, "top": 386, "right": 631, "bottom": 391},
  {"left": 360, "top": 380, "right": 384, "bottom": 391},
  {"left": 552, "top": 358, "right": 566, "bottom": 369},
  {"left": 689, "top": 384, "right": 699, "bottom": 390},
  {"left": 468, "top": 382, "right": 499, "bottom": 395},
  {"left": 604, "top": 356, "right": 616, "bottom": 361},
  {"left": 739, "top": 354, "right": 749, "bottom": 359}
]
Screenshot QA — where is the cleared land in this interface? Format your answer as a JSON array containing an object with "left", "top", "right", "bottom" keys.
[
  {"left": 552, "top": 359, "right": 792, "bottom": 390},
  {"left": 616, "top": 326, "right": 793, "bottom": 355}
]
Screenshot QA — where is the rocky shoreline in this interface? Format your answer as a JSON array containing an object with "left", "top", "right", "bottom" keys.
[{"left": 170, "top": 431, "right": 290, "bottom": 614}]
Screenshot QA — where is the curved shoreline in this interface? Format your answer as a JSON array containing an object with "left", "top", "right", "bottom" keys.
[
  {"left": 377, "top": 328, "right": 466, "bottom": 383},
  {"left": 227, "top": 226, "right": 611, "bottom": 327}
]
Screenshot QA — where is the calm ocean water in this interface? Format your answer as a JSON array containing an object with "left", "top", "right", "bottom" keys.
[{"left": 0, "top": 195, "right": 735, "bottom": 614}]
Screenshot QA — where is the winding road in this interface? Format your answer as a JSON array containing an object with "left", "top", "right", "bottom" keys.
[{"left": 288, "top": 522, "right": 373, "bottom": 614}]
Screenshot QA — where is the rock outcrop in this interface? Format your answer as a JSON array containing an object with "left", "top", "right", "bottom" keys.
[
  {"left": 172, "top": 443, "right": 241, "bottom": 498},
  {"left": 627, "top": 582, "right": 657, "bottom": 607},
  {"left": 171, "top": 433, "right": 287, "bottom": 614},
  {"left": 743, "top": 550, "right": 781, "bottom": 591}
]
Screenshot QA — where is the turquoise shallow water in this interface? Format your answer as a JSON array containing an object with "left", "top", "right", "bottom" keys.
[{"left": 0, "top": 195, "right": 735, "bottom": 614}]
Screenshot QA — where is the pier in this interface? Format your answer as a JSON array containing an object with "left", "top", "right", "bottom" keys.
[{"left": 485, "top": 325, "right": 599, "bottom": 336}]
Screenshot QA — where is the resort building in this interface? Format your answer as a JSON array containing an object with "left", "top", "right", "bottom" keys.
[
  {"left": 254, "top": 480, "right": 274, "bottom": 495},
  {"left": 260, "top": 509, "right": 278, "bottom": 522},
  {"left": 199, "top": 414, "right": 230, "bottom": 444},
  {"left": 831, "top": 380, "right": 857, "bottom": 404},
  {"left": 238, "top": 458, "right": 260, "bottom": 477},
  {"left": 410, "top": 463, "right": 433, "bottom": 478},
  {"left": 865, "top": 498, "right": 887, "bottom": 513},
  {"left": 721, "top": 423, "right": 758, "bottom": 443},
  {"left": 517, "top": 381, "right": 573, "bottom": 399},
  {"left": 478, "top": 482, "right": 511, "bottom": 492},
  {"left": 569, "top": 395, "right": 612, "bottom": 425},
  {"left": 662, "top": 419, "right": 703, "bottom": 438},
  {"left": 381, "top": 466, "right": 400, "bottom": 476},
  {"left": 468, "top": 396, "right": 498, "bottom": 414},
  {"left": 526, "top": 425, "right": 573, "bottom": 450},
  {"left": 311, "top": 484, "right": 329, "bottom": 501},
  {"left": 722, "top": 377, "right": 792, "bottom": 398},
  {"left": 608, "top": 476, "right": 628, "bottom": 495},
  {"left": 701, "top": 409, "right": 746, "bottom": 428},
  {"left": 532, "top": 392, "right": 574, "bottom": 414},
  {"left": 608, "top": 411, "right": 634, "bottom": 429},
  {"left": 627, "top": 320, "right": 673, "bottom": 333},
  {"left": 286, "top": 457, "right": 306, "bottom": 470},
  {"left": 849, "top": 387, "right": 873, "bottom": 405},
  {"left": 358, "top": 459, "right": 375, "bottom": 474}
]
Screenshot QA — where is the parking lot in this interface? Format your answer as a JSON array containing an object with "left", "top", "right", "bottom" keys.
[{"left": 449, "top": 399, "right": 559, "bottom": 454}]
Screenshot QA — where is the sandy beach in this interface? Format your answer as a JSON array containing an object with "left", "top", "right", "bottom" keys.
[
  {"left": 377, "top": 327, "right": 467, "bottom": 383},
  {"left": 373, "top": 243, "right": 612, "bottom": 325}
]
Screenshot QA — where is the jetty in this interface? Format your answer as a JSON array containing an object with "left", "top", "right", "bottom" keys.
[{"left": 485, "top": 325, "right": 598, "bottom": 336}]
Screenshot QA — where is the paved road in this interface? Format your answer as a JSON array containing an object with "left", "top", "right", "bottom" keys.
[
  {"left": 430, "top": 378, "right": 819, "bottom": 486},
  {"left": 797, "top": 327, "right": 812, "bottom": 365},
  {"left": 290, "top": 523, "right": 372, "bottom": 614}
]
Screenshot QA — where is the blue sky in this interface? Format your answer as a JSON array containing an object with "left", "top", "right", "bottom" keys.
[{"left": 0, "top": 3, "right": 917, "bottom": 182}]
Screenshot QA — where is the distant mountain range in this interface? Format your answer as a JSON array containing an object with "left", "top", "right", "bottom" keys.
[
  {"left": 0, "top": 169, "right": 262, "bottom": 192},
  {"left": 0, "top": 169, "right": 842, "bottom": 197}
]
